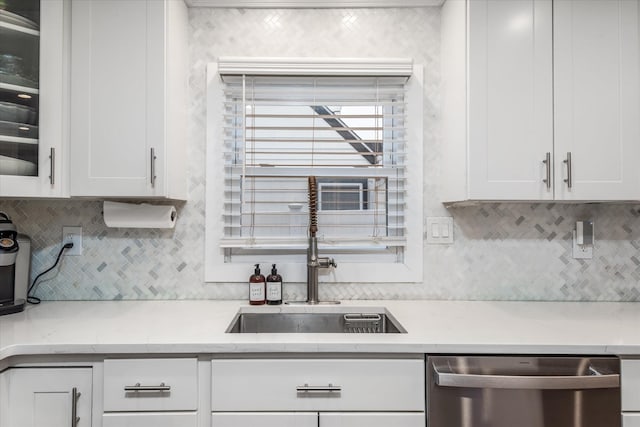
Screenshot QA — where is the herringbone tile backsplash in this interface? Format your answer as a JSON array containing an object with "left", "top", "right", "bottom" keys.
[{"left": 1, "top": 7, "right": 639, "bottom": 301}]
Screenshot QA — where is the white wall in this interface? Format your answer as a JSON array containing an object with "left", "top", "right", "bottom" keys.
[{"left": 1, "top": 7, "right": 639, "bottom": 301}]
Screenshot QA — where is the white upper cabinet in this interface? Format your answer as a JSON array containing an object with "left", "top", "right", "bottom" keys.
[
  {"left": 0, "top": 0, "right": 69, "bottom": 198},
  {"left": 553, "top": 0, "right": 640, "bottom": 201},
  {"left": 70, "top": 0, "right": 188, "bottom": 199},
  {"left": 467, "top": 0, "right": 553, "bottom": 201},
  {"left": 442, "top": 0, "right": 553, "bottom": 202},
  {"left": 442, "top": 0, "right": 640, "bottom": 203}
]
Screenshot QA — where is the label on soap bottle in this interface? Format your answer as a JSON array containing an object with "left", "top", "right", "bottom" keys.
[
  {"left": 267, "top": 281, "right": 282, "bottom": 301},
  {"left": 249, "top": 282, "right": 265, "bottom": 301}
]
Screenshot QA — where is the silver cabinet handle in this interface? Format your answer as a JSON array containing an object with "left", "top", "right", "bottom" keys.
[
  {"left": 563, "top": 151, "right": 572, "bottom": 189},
  {"left": 124, "top": 382, "right": 171, "bottom": 392},
  {"left": 296, "top": 383, "right": 342, "bottom": 394},
  {"left": 71, "top": 387, "right": 81, "bottom": 427},
  {"left": 542, "top": 152, "right": 551, "bottom": 190},
  {"left": 433, "top": 366, "right": 619, "bottom": 390},
  {"left": 49, "top": 147, "right": 55, "bottom": 185},
  {"left": 150, "top": 147, "right": 157, "bottom": 186}
]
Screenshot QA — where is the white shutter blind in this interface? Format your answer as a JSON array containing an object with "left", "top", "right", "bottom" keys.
[{"left": 221, "top": 74, "right": 408, "bottom": 252}]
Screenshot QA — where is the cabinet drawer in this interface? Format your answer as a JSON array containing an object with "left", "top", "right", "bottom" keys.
[
  {"left": 104, "top": 358, "right": 197, "bottom": 411},
  {"left": 103, "top": 412, "right": 197, "bottom": 427},
  {"left": 622, "top": 360, "right": 640, "bottom": 411},
  {"left": 211, "top": 358, "right": 424, "bottom": 411},
  {"left": 212, "top": 412, "right": 317, "bottom": 427},
  {"left": 320, "top": 413, "right": 426, "bottom": 427}
]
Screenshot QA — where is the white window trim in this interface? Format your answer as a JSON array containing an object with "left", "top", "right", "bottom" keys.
[
  {"left": 205, "top": 60, "right": 424, "bottom": 283},
  {"left": 217, "top": 57, "right": 414, "bottom": 76}
]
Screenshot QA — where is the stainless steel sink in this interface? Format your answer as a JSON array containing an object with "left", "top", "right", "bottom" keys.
[{"left": 226, "top": 308, "right": 406, "bottom": 334}]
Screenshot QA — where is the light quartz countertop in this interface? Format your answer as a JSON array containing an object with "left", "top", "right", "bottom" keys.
[{"left": 1, "top": 300, "right": 640, "bottom": 363}]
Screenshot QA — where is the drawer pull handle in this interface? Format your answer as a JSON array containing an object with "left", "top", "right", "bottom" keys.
[
  {"left": 296, "top": 383, "right": 342, "bottom": 394},
  {"left": 124, "top": 382, "right": 171, "bottom": 392}
]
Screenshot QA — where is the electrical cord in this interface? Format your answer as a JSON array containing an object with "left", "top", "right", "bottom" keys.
[{"left": 27, "top": 242, "right": 74, "bottom": 305}]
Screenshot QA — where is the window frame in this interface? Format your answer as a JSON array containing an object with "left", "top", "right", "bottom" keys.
[
  {"left": 205, "top": 59, "right": 424, "bottom": 283},
  {"left": 318, "top": 179, "right": 368, "bottom": 211}
]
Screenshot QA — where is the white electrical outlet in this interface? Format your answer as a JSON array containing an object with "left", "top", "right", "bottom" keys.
[
  {"left": 572, "top": 230, "right": 592, "bottom": 259},
  {"left": 62, "top": 226, "right": 83, "bottom": 256}
]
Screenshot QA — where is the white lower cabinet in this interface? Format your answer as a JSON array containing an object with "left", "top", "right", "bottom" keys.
[
  {"left": 103, "top": 358, "right": 198, "bottom": 412},
  {"left": 212, "top": 412, "right": 317, "bottom": 427},
  {"left": 102, "top": 412, "right": 197, "bottom": 427},
  {"left": 624, "top": 414, "right": 640, "bottom": 427},
  {"left": 212, "top": 412, "right": 424, "bottom": 427},
  {"left": 622, "top": 359, "right": 640, "bottom": 411},
  {"left": 622, "top": 359, "right": 640, "bottom": 426},
  {"left": 1, "top": 368, "right": 92, "bottom": 427},
  {"left": 0, "top": 356, "right": 426, "bottom": 427},
  {"left": 320, "top": 413, "right": 424, "bottom": 427},
  {"left": 211, "top": 358, "right": 424, "bottom": 411},
  {"left": 102, "top": 358, "right": 199, "bottom": 426},
  {"left": 211, "top": 358, "right": 426, "bottom": 427}
]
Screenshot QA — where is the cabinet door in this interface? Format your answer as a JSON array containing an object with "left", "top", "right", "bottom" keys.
[
  {"left": 3, "top": 368, "right": 92, "bottom": 427},
  {"left": 467, "top": 0, "right": 553, "bottom": 200},
  {"left": 70, "top": 0, "right": 166, "bottom": 197},
  {"left": 212, "top": 412, "right": 317, "bottom": 427},
  {"left": 0, "top": 0, "right": 67, "bottom": 197},
  {"left": 554, "top": 0, "right": 640, "bottom": 200},
  {"left": 103, "top": 412, "right": 197, "bottom": 427},
  {"left": 624, "top": 414, "right": 640, "bottom": 427},
  {"left": 319, "top": 413, "right": 425, "bottom": 427},
  {"left": 622, "top": 359, "right": 640, "bottom": 411}
]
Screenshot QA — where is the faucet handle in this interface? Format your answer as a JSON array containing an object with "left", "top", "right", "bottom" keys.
[{"left": 329, "top": 258, "right": 337, "bottom": 268}]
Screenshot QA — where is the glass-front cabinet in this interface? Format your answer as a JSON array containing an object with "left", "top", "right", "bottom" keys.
[{"left": 0, "top": 0, "right": 66, "bottom": 197}]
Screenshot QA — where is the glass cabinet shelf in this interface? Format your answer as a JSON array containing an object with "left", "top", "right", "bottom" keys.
[
  {"left": 0, "top": 19, "right": 39, "bottom": 36},
  {"left": 0, "top": 82, "right": 38, "bottom": 95}
]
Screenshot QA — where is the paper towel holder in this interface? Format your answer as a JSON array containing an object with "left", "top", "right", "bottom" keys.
[
  {"left": 102, "top": 209, "right": 177, "bottom": 221},
  {"left": 102, "top": 201, "right": 178, "bottom": 229}
]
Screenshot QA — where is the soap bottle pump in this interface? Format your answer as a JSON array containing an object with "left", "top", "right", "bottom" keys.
[
  {"left": 249, "top": 264, "right": 266, "bottom": 305},
  {"left": 266, "top": 264, "right": 283, "bottom": 305}
]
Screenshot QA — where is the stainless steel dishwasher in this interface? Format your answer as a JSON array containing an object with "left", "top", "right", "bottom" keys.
[{"left": 427, "top": 356, "right": 620, "bottom": 427}]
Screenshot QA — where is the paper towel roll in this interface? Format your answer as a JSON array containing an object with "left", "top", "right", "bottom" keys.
[{"left": 103, "top": 201, "right": 177, "bottom": 229}]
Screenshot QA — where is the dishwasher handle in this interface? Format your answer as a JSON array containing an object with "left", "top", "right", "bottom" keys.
[{"left": 433, "top": 366, "right": 619, "bottom": 390}]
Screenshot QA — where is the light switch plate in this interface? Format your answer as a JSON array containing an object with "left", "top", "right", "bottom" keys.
[{"left": 426, "top": 217, "right": 454, "bottom": 244}]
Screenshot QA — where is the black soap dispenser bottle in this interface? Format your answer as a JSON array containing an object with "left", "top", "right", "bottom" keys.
[
  {"left": 266, "top": 264, "right": 283, "bottom": 305},
  {"left": 249, "top": 264, "right": 266, "bottom": 305}
]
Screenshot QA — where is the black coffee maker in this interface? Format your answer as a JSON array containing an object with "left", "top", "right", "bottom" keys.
[{"left": 0, "top": 212, "right": 30, "bottom": 315}]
